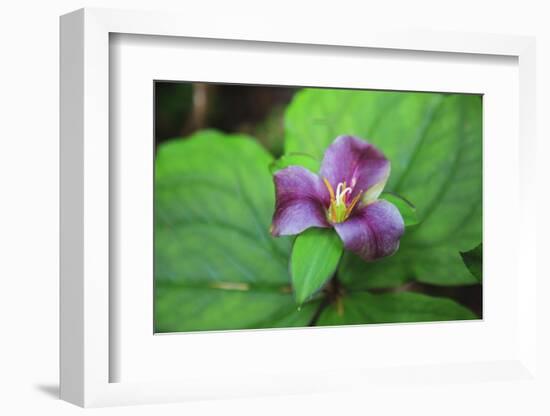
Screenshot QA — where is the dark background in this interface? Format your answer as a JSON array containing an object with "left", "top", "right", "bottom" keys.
[{"left": 155, "top": 82, "right": 298, "bottom": 157}]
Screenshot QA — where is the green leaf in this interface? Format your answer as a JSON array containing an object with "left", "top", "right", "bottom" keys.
[
  {"left": 155, "top": 130, "right": 318, "bottom": 332},
  {"left": 461, "top": 243, "right": 482, "bottom": 282},
  {"left": 317, "top": 291, "right": 477, "bottom": 326},
  {"left": 290, "top": 228, "right": 343, "bottom": 304},
  {"left": 380, "top": 192, "right": 419, "bottom": 227},
  {"left": 284, "top": 89, "right": 482, "bottom": 288},
  {"left": 269, "top": 152, "right": 321, "bottom": 174}
]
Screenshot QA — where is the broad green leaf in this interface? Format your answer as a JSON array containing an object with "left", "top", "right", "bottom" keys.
[
  {"left": 380, "top": 192, "right": 419, "bottom": 227},
  {"left": 156, "top": 285, "right": 318, "bottom": 332},
  {"left": 284, "top": 89, "right": 482, "bottom": 288},
  {"left": 461, "top": 244, "right": 482, "bottom": 282},
  {"left": 290, "top": 228, "right": 343, "bottom": 304},
  {"left": 317, "top": 291, "right": 477, "bottom": 326},
  {"left": 155, "top": 130, "right": 318, "bottom": 332},
  {"left": 270, "top": 152, "right": 321, "bottom": 174}
]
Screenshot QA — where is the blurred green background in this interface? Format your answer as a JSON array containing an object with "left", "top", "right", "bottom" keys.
[{"left": 154, "top": 82, "right": 482, "bottom": 333}]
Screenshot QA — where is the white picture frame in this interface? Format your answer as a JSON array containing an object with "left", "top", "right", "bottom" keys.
[{"left": 60, "top": 7, "right": 541, "bottom": 408}]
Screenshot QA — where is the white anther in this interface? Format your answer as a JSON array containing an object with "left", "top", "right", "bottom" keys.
[
  {"left": 335, "top": 183, "right": 343, "bottom": 198},
  {"left": 339, "top": 187, "right": 352, "bottom": 204},
  {"left": 335, "top": 182, "right": 352, "bottom": 205}
]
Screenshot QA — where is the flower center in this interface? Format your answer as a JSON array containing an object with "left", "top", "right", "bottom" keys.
[{"left": 323, "top": 178, "right": 363, "bottom": 223}]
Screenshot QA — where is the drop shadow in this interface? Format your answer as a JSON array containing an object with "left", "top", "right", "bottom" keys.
[{"left": 35, "top": 383, "right": 59, "bottom": 399}]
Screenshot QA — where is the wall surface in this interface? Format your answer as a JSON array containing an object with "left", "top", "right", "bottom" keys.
[{"left": 1, "top": 0, "right": 548, "bottom": 414}]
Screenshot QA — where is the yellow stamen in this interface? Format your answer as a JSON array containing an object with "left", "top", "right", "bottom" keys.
[
  {"left": 324, "top": 179, "right": 362, "bottom": 224},
  {"left": 323, "top": 177, "right": 335, "bottom": 201},
  {"left": 330, "top": 203, "right": 337, "bottom": 222},
  {"left": 345, "top": 191, "right": 363, "bottom": 219}
]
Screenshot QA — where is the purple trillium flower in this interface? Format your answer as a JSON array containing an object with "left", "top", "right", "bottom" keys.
[{"left": 271, "top": 135, "right": 404, "bottom": 261}]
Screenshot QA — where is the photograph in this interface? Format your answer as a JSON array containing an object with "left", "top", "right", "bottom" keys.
[{"left": 154, "top": 82, "right": 483, "bottom": 333}]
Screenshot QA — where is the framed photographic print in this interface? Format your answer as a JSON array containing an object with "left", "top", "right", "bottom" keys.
[{"left": 60, "top": 7, "right": 542, "bottom": 409}]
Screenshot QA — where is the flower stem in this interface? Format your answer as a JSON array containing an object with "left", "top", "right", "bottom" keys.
[{"left": 308, "top": 273, "right": 344, "bottom": 326}]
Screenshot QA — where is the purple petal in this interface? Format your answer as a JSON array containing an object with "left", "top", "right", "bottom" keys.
[
  {"left": 334, "top": 200, "right": 404, "bottom": 261},
  {"left": 271, "top": 166, "right": 331, "bottom": 236},
  {"left": 320, "top": 135, "right": 390, "bottom": 199}
]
